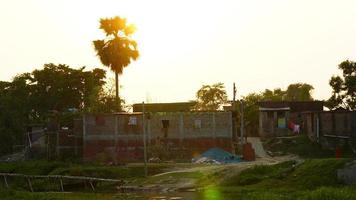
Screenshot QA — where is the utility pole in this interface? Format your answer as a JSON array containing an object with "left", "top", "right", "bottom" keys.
[
  {"left": 240, "top": 100, "right": 244, "bottom": 145},
  {"left": 142, "top": 102, "right": 148, "bottom": 177},
  {"left": 232, "top": 83, "right": 237, "bottom": 144}
]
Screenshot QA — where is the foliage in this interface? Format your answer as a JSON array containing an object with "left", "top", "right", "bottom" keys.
[
  {"left": 241, "top": 93, "right": 263, "bottom": 136},
  {"left": 285, "top": 159, "right": 348, "bottom": 189},
  {"left": 299, "top": 187, "right": 356, "bottom": 200},
  {"left": 0, "top": 64, "right": 109, "bottom": 155},
  {"left": 93, "top": 16, "right": 139, "bottom": 100},
  {"left": 32, "top": 64, "right": 105, "bottom": 113},
  {"left": 260, "top": 83, "right": 314, "bottom": 101},
  {"left": 194, "top": 82, "right": 228, "bottom": 111},
  {"left": 285, "top": 83, "right": 314, "bottom": 101},
  {"left": 0, "top": 190, "right": 121, "bottom": 200},
  {"left": 263, "top": 135, "right": 334, "bottom": 158},
  {"left": 221, "top": 161, "right": 296, "bottom": 186},
  {"left": 0, "top": 161, "right": 168, "bottom": 178},
  {"left": 241, "top": 83, "right": 313, "bottom": 136},
  {"left": 222, "top": 158, "right": 349, "bottom": 190},
  {"left": 86, "top": 78, "right": 125, "bottom": 113},
  {"left": 261, "top": 88, "right": 286, "bottom": 101},
  {"left": 327, "top": 60, "right": 356, "bottom": 110}
]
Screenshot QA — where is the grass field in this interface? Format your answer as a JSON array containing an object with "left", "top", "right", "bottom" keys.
[{"left": 0, "top": 157, "right": 355, "bottom": 199}]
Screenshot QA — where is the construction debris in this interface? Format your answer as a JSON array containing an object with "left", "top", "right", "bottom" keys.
[{"left": 192, "top": 147, "right": 241, "bottom": 164}]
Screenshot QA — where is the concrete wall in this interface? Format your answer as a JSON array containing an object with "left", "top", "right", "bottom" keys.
[
  {"left": 259, "top": 110, "right": 290, "bottom": 137},
  {"left": 82, "top": 112, "right": 233, "bottom": 162},
  {"left": 303, "top": 111, "right": 356, "bottom": 149}
]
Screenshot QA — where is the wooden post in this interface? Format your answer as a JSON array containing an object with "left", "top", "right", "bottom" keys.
[
  {"left": 27, "top": 177, "right": 33, "bottom": 192},
  {"left": 59, "top": 178, "right": 64, "bottom": 192},
  {"left": 89, "top": 180, "right": 95, "bottom": 192},
  {"left": 3, "top": 175, "right": 8, "bottom": 188}
]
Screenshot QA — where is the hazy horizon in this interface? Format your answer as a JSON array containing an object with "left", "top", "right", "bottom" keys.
[{"left": 1, "top": 0, "right": 356, "bottom": 104}]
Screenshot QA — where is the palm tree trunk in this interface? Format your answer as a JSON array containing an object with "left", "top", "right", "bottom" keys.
[{"left": 115, "top": 72, "right": 119, "bottom": 110}]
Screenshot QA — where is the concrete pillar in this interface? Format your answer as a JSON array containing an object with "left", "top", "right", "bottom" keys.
[
  {"left": 147, "top": 118, "right": 151, "bottom": 145},
  {"left": 82, "top": 114, "right": 86, "bottom": 161},
  {"left": 212, "top": 112, "right": 216, "bottom": 140},
  {"left": 259, "top": 111, "right": 263, "bottom": 137},
  {"left": 230, "top": 112, "right": 233, "bottom": 138},
  {"left": 179, "top": 113, "right": 184, "bottom": 143},
  {"left": 286, "top": 111, "right": 290, "bottom": 124},
  {"left": 273, "top": 111, "right": 277, "bottom": 136},
  {"left": 114, "top": 115, "right": 118, "bottom": 164}
]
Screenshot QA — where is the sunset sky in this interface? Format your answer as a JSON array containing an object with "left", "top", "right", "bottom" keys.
[{"left": 1, "top": 0, "right": 356, "bottom": 104}]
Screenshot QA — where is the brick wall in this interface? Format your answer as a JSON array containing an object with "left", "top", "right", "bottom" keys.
[{"left": 82, "top": 112, "right": 233, "bottom": 162}]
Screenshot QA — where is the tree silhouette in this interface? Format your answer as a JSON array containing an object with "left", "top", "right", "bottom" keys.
[
  {"left": 285, "top": 83, "right": 314, "bottom": 101},
  {"left": 195, "top": 83, "right": 228, "bottom": 111},
  {"left": 327, "top": 60, "right": 356, "bottom": 110},
  {"left": 93, "top": 16, "right": 139, "bottom": 107}
]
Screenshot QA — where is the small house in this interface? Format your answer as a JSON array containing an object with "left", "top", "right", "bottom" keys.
[
  {"left": 258, "top": 101, "right": 324, "bottom": 137},
  {"left": 80, "top": 102, "right": 233, "bottom": 162}
]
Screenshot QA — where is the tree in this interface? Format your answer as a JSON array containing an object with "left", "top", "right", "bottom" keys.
[
  {"left": 241, "top": 83, "right": 314, "bottom": 136},
  {"left": 261, "top": 88, "right": 285, "bottom": 101},
  {"left": 0, "top": 64, "right": 108, "bottom": 155},
  {"left": 28, "top": 63, "right": 106, "bottom": 117},
  {"left": 93, "top": 16, "right": 139, "bottom": 106},
  {"left": 195, "top": 83, "right": 228, "bottom": 111},
  {"left": 285, "top": 83, "right": 314, "bottom": 101},
  {"left": 327, "top": 60, "right": 356, "bottom": 110},
  {"left": 242, "top": 93, "right": 263, "bottom": 136},
  {"left": 87, "top": 79, "right": 124, "bottom": 113}
]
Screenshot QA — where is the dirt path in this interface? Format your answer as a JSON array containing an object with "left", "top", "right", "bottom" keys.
[
  {"left": 247, "top": 137, "right": 268, "bottom": 158},
  {"left": 131, "top": 155, "right": 297, "bottom": 191}
]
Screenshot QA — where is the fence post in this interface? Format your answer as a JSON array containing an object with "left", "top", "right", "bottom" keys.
[
  {"left": 27, "top": 177, "right": 33, "bottom": 192},
  {"left": 3, "top": 175, "right": 8, "bottom": 188}
]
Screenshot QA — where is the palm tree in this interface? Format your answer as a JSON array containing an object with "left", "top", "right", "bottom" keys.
[{"left": 93, "top": 16, "right": 139, "bottom": 109}]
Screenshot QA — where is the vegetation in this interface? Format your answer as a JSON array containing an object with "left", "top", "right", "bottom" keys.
[
  {"left": 327, "top": 60, "right": 356, "bottom": 110},
  {"left": 0, "top": 161, "right": 171, "bottom": 194},
  {"left": 241, "top": 83, "right": 314, "bottom": 136},
  {"left": 263, "top": 135, "right": 334, "bottom": 158},
  {"left": 0, "top": 159, "right": 354, "bottom": 199},
  {"left": 93, "top": 16, "right": 139, "bottom": 103},
  {"left": 215, "top": 159, "right": 354, "bottom": 200},
  {"left": 0, "top": 64, "right": 113, "bottom": 155},
  {"left": 194, "top": 82, "right": 228, "bottom": 111},
  {"left": 0, "top": 161, "right": 168, "bottom": 178}
]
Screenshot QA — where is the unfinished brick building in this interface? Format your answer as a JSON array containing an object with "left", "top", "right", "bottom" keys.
[
  {"left": 81, "top": 111, "right": 233, "bottom": 162},
  {"left": 258, "top": 101, "right": 324, "bottom": 137},
  {"left": 302, "top": 110, "right": 356, "bottom": 149}
]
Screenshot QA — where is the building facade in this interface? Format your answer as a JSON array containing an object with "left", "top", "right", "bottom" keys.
[
  {"left": 258, "top": 101, "right": 324, "bottom": 137},
  {"left": 81, "top": 111, "right": 233, "bottom": 162},
  {"left": 302, "top": 110, "right": 356, "bottom": 149}
]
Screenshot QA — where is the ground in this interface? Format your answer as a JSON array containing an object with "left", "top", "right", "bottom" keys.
[{"left": 0, "top": 136, "right": 355, "bottom": 199}]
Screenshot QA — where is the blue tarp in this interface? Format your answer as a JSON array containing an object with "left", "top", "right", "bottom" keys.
[{"left": 193, "top": 147, "right": 241, "bottom": 164}]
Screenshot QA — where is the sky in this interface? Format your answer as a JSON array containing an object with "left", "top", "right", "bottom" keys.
[{"left": 1, "top": 0, "right": 356, "bottom": 104}]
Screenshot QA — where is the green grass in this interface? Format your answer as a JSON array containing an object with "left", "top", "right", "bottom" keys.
[
  {"left": 221, "top": 160, "right": 296, "bottom": 186},
  {"left": 222, "top": 158, "right": 350, "bottom": 190},
  {"left": 0, "top": 159, "right": 355, "bottom": 199},
  {"left": 0, "top": 160, "right": 69, "bottom": 175},
  {"left": 284, "top": 159, "right": 349, "bottom": 189},
  {"left": 263, "top": 135, "right": 335, "bottom": 158},
  {"left": 214, "top": 158, "right": 356, "bottom": 200},
  {"left": 0, "top": 190, "right": 122, "bottom": 200},
  {"left": 0, "top": 161, "right": 170, "bottom": 192}
]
